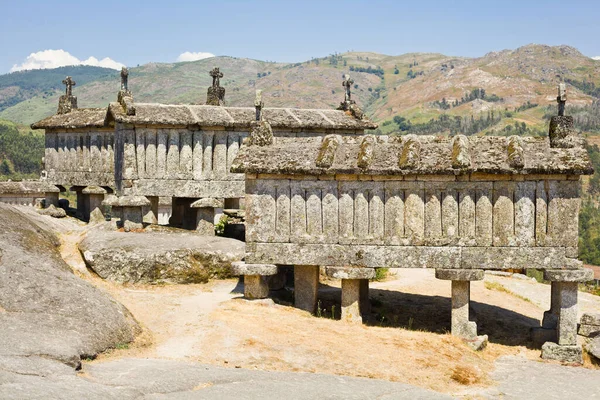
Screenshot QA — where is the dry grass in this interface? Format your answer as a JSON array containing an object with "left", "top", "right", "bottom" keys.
[
  {"left": 484, "top": 281, "right": 533, "bottom": 304},
  {"left": 450, "top": 365, "right": 483, "bottom": 385}
]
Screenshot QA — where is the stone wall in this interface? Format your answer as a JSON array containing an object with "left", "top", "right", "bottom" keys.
[
  {"left": 244, "top": 174, "right": 581, "bottom": 269},
  {"left": 45, "top": 128, "right": 115, "bottom": 187}
]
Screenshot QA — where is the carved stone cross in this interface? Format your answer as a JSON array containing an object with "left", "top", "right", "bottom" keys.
[
  {"left": 121, "top": 67, "right": 129, "bottom": 91},
  {"left": 255, "top": 90, "right": 264, "bottom": 121},
  {"left": 342, "top": 74, "right": 354, "bottom": 103},
  {"left": 557, "top": 82, "right": 567, "bottom": 117},
  {"left": 210, "top": 67, "right": 223, "bottom": 88},
  {"left": 62, "top": 76, "right": 76, "bottom": 97}
]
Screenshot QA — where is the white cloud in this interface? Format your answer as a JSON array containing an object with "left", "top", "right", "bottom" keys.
[
  {"left": 176, "top": 51, "right": 215, "bottom": 62},
  {"left": 593, "top": 56, "right": 600, "bottom": 61},
  {"left": 10, "top": 49, "right": 125, "bottom": 72}
]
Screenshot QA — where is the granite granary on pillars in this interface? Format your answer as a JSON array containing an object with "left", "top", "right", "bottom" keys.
[
  {"left": 231, "top": 84, "right": 594, "bottom": 362},
  {"left": 31, "top": 69, "right": 376, "bottom": 231}
]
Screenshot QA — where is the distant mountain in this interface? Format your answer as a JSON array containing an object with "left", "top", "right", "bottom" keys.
[{"left": 1, "top": 44, "right": 599, "bottom": 135}]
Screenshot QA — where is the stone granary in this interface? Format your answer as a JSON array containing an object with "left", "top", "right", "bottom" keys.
[
  {"left": 231, "top": 89, "right": 594, "bottom": 362},
  {"left": 31, "top": 70, "right": 376, "bottom": 229}
]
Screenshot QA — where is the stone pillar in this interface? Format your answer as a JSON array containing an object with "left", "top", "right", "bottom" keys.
[
  {"left": 541, "top": 268, "right": 593, "bottom": 363},
  {"left": 325, "top": 267, "right": 375, "bottom": 323},
  {"left": 231, "top": 262, "right": 277, "bottom": 300},
  {"left": 542, "top": 281, "right": 561, "bottom": 328},
  {"left": 294, "top": 265, "right": 320, "bottom": 313},
  {"left": 44, "top": 188, "right": 60, "bottom": 208},
  {"left": 190, "top": 198, "right": 223, "bottom": 235},
  {"left": 103, "top": 195, "right": 151, "bottom": 232},
  {"left": 170, "top": 197, "right": 186, "bottom": 227},
  {"left": 435, "top": 269, "right": 486, "bottom": 349},
  {"left": 224, "top": 198, "right": 241, "bottom": 209},
  {"left": 70, "top": 186, "right": 85, "bottom": 218},
  {"left": 82, "top": 186, "right": 107, "bottom": 222},
  {"left": 147, "top": 196, "right": 159, "bottom": 224}
]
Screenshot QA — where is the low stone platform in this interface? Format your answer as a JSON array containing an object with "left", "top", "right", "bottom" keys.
[{"left": 79, "top": 228, "right": 244, "bottom": 283}]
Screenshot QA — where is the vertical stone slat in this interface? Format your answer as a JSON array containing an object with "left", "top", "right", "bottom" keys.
[
  {"left": 305, "top": 188, "right": 322, "bottom": 237},
  {"left": 404, "top": 185, "right": 425, "bottom": 241},
  {"left": 322, "top": 182, "right": 339, "bottom": 242},
  {"left": 179, "top": 129, "right": 193, "bottom": 179},
  {"left": 156, "top": 130, "right": 167, "bottom": 179},
  {"left": 459, "top": 188, "right": 476, "bottom": 240},
  {"left": 203, "top": 131, "right": 214, "bottom": 179},
  {"left": 354, "top": 189, "right": 369, "bottom": 240},
  {"left": 192, "top": 130, "right": 203, "bottom": 180},
  {"left": 66, "top": 135, "right": 74, "bottom": 172},
  {"left": 123, "top": 130, "right": 137, "bottom": 180},
  {"left": 227, "top": 132, "right": 240, "bottom": 177},
  {"left": 547, "top": 180, "right": 580, "bottom": 247},
  {"left": 83, "top": 134, "right": 91, "bottom": 173},
  {"left": 166, "top": 129, "right": 180, "bottom": 180},
  {"left": 275, "top": 180, "right": 291, "bottom": 242},
  {"left": 90, "top": 132, "right": 101, "bottom": 173},
  {"left": 135, "top": 129, "right": 146, "bottom": 178},
  {"left": 369, "top": 185, "right": 385, "bottom": 240},
  {"left": 475, "top": 184, "right": 493, "bottom": 246},
  {"left": 514, "top": 181, "right": 536, "bottom": 246},
  {"left": 535, "top": 180, "right": 548, "bottom": 246},
  {"left": 76, "top": 135, "right": 83, "bottom": 172},
  {"left": 493, "top": 181, "right": 515, "bottom": 246},
  {"left": 384, "top": 183, "right": 405, "bottom": 242},
  {"left": 244, "top": 179, "right": 276, "bottom": 243},
  {"left": 145, "top": 129, "right": 157, "bottom": 177},
  {"left": 57, "top": 134, "right": 65, "bottom": 172},
  {"left": 338, "top": 184, "right": 354, "bottom": 242},
  {"left": 442, "top": 189, "right": 459, "bottom": 239},
  {"left": 290, "top": 181, "right": 307, "bottom": 242},
  {"left": 213, "top": 131, "right": 228, "bottom": 180},
  {"left": 425, "top": 189, "right": 442, "bottom": 238}
]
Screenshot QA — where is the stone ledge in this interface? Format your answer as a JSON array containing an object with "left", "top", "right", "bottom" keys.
[
  {"left": 231, "top": 261, "right": 277, "bottom": 276},
  {"left": 82, "top": 186, "right": 108, "bottom": 195},
  {"left": 544, "top": 269, "right": 593, "bottom": 282},
  {"left": 191, "top": 198, "right": 224, "bottom": 209},
  {"left": 325, "top": 266, "right": 375, "bottom": 280},
  {"left": 435, "top": 269, "right": 484, "bottom": 281}
]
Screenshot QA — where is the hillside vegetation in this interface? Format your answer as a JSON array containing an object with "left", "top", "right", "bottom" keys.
[
  {"left": 1, "top": 44, "right": 599, "bottom": 132},
  {"left": 0, "top": 119, "right": 43, "bottom": 180}
]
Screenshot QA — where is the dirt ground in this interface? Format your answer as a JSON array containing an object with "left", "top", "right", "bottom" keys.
[{"left": 51, "top": 221, "right": 600, "bottom": 396}]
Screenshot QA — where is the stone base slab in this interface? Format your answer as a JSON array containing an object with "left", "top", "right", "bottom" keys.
[
  {"left": 435, "top": 269, "right": 484, "bottom": 281},
  {"left": 544, "top": 269, "right": 593, "bottom": 282},
  {"left": 246, "top": 243, "right": 573, "bottom": 270},
  {"left": 541, "top": 342, "right": 583, "bottom": 364},
  {"left": 463, "top": 335, "right": 488, "bottom": 351},
  {"left": 231, "top": 262, "right": 277, "bottom": 276},
  {"left": 325, "top": 266, "right": 375, "bottom": 280}
]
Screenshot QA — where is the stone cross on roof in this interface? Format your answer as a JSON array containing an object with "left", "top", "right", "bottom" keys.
[
  {"left": 342, "top": 74, "right": 354, "bottom": 103},
  {"left": 62, "top": 76, "right": 76, "bottom": 97},
  {"left": 120, "top": 67, "right": 129, "bottom": 91},
  {"left": 210, "top": 67, "right": 223, "bottom": 88},
  {"left": 557, "top": 82, "right": 567, "bottom": 116},
  {"left": 254, "top": 90, "right": 264, "bottom": 121}
]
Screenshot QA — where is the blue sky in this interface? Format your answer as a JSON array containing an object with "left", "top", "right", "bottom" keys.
[{"left": 1, "top": 0, "right": 599, "bottom": 73}]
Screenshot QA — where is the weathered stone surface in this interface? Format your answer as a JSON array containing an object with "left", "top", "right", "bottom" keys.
[
  {"left": 450, "top": 280, "right": 477, "bottom": 339},
  {"left": 325, "top": 266, "right": 376, "bottom": 280},
  {"left": 556, "top": 282, "right": 578, "bottom": 346},
  {"left": 294, "top": 265, "right": 319, "bottom": 313},
  {"left": 82, "top": 186, "right": 107, "bottom": 195},
  {"left": 549, "top": 116, "right": 582, "bottom": 148},
  {"left": 587, "top": 337, "right": 600, "bottom": 361},
  {"left": 248, "top": 120, "right": 273, "bottom": 146},
  {"left": 435, "top": 269, "right": 484, "bottom": 281},
  {"left": 544, "top": 269, "right": 593, "bottom": 282},
  {"left": 231, "top": 261, "right": 277, "bottom": 276},
  {"left": 233, "top": 135, "right": 594, "bottom": 176},
  {"left": 36, "top": 204, "right": 66, "bottom": 218},
  {"left": 464, "top": 335, "right": 488, "bottom": 351},
  {"left": 79, "top": 229, "right": 244, "bottom": 283},
  {"left": 191, "top": 197, "right": 224, "bottom": 209},
  {"left": 341, "top": 279, "right": 362, "bottom": 324},
  {"left": 580, "top": 312, "right": 600, "bottom": 326},
  {"left": 541, "top": 342, "right": 583, "bottom": 364},
  {"left": 0, "top": 204, "right": 139, "bottom": 369},
  {"left": 243, "top": 275, "right": 270, "bottom": 299},
  {"left": 578, "top": 324, "right": 600, "bottom": 338},
  {"left": 316, "top": 135, "right": 341, "bottom": 168},
  {"left": 88, "top": 207, "right": 105, "bottom": 224}
]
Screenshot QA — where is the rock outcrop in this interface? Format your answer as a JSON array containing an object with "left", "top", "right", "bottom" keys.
[
  {"left": 79, "top": 229, "right": 245, "bottom": 284},
  {"left": 0, "top": 204, "right": 140, "bottom": 369}
]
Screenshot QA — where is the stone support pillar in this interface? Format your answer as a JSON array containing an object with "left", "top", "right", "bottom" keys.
[
  {"left": 224, "top": 198, "right": 241, "bottom": 210},
  {"left": 190, "top": 198, "right": 223, "bottom": 235},
  {"left": 542, "top": 281, "right": 561, "bottom": 328},
  {"left": 325, "top": 267, "right": 375, "bottom": 323},
  {"left": 45, "top": 191, "right": 59, "bottom": 208},
  {"left": 231, "top": 262, "right": 277, "bottom": 300},
  {"left": 540, "top": 268, "right": 593, "bottom": 363},
  {"left": 82, "top": 186, "right": 107, "bottom": 222},
  {"left": 435, "top": 269, "right": 486, "bottom": 349},
  {"left": 103, "top": 195, "right": 150, "bottom": 232},
  {"left": 147, "top": 196, "right": 159, "bottom": 225},
  {"left": 294, "top": 265, "right": 320, "bottom": 313},
  {"left": 170, "top": 197, "right": 186, "bottom": 227},
  {"left": 70, "top": 186, "right": 85, "bottom": 219}
]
